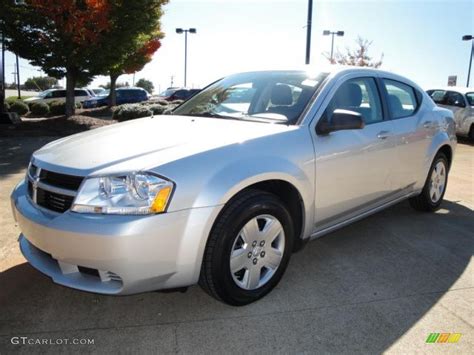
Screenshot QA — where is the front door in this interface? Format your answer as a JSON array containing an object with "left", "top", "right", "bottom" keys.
[{"left": 312, "top": 76, "right": 397, "bottom": 232}]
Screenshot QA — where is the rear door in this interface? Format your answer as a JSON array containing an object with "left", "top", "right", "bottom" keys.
[
  {"left": 380, "top": 79, "right": 429, "bottom": 190},
  {"left": 45, "top": 90, "right": 66, "bottom": 103},
  {"left": 312, "top": 75, "right": 398, "bottom": 230}
]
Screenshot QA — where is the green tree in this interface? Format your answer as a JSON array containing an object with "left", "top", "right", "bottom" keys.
[
  {"left": 104, "top": 36, "right": 163, "bottom": 107},
  {"left": 100, "top": 82, "right": 129, "bottom": 90},
  {"left": 325, "top": 37, "right": 383, "bottom": 68},
  {"left": 1, "top": 0, "right": 113, "bottom": 116},
  {"left": 24, "top": 76, "right": 59, "bottom": 91},
  {"left": 135, "top": 78, "right": 155, "bottom": 94},
  {"left": 1, "top": 0, "right": 168, "bottom": 116}
]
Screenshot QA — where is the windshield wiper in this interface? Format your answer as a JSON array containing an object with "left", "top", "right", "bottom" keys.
[{"left": 180, "top": 112, "right": 240, "bottom": 120}]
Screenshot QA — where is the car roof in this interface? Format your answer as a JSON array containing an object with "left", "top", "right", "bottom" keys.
[
  {"left": 116, "top": 87, "right": 145, "bottom": 91},
  {"left": 231, "top": 66, "right": 423, "bottom": 91},
  {"left": 427, "top": 87, "right": 474, "bottom": 94}
]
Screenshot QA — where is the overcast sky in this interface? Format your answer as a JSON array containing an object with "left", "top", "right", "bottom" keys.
[{"left": 4, "top": 0, "right": 474, "bottom": 93}]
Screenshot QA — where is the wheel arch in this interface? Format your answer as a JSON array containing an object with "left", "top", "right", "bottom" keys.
[
  {"left": 228, "top": 179, "right": 307, "bottom": 251},
  {"left": 437, "top": 144, "right": 453, "bottom": 170}
]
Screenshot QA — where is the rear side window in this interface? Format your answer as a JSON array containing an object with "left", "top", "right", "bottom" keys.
[
  {"left": 427, "top": 90, "right": 447, "bottom": 104},
  {"left": 383, "top": 79, "right": 418, "bottom": 119},
  {"left": 466, "top": 92, "right": 474, "bottom": 106}
]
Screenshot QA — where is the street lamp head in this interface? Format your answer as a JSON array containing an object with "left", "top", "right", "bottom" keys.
[
  {"left": 189, "top": 28, "right": 197, "bottom": 34},
  {"left": 337, "top": 31, "right": 345, "bottom": 36},
  {"left": 462, "top": 35, "right": 473, "bottom": 41},
  {"left": 176, "top": 28, "right": 184, "bottom": 34},
  {"left": 323, "top": 30, "right": 330, "bottom": 36}
]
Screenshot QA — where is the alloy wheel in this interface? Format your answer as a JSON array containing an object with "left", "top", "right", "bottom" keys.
[{"left": 230, "top": 214, "right": 285, "bottom": 290}]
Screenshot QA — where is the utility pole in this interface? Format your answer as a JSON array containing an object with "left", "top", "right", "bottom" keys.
[{"left": 305, "top": 0, "right": 313, "bottom": 65}]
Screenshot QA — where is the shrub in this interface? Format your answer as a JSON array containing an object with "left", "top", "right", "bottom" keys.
[
  {"left": 9, "top": 100, "right": 29, "bottom": 116},
  {"left": 147, "top": 104, "right": 168, "bottom": 115},
  {"left": 30, "top": 102, "right": 50, "bottom": 116},
  {"left": 113, "top": 104, "right": 152, "bottom": 122},
  {"left": 144, "top": 99, "right": 169, "bottom": 106},
  {"left": 3, "top": 101, "right": 10, "bottom": 112},
  {"left": 6, "top": 97, "right": 20, "bottom": 106},
  {"left": 49, "top": 101, "right": 66, "bottom": 116}
]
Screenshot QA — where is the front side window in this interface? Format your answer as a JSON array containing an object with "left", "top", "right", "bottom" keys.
[
  {"left": 446, "top": 91, "right": 465, "bottom": 107},
  {"left": 74, "top": 90, "right": 88, "bottom": 97},
  {"left": 325, "top": 77, "right": 383, "bottom": 124},
  {"left": 51, "top": 90, "right": 66, "bottom": 98},
  {"left": 383, "top": 79, "right": 418, "bottom": 119},
  {"left": 173, "top": 71, "right": 327, "bottom": 125}
]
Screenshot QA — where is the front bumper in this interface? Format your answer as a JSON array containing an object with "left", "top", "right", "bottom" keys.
[{"left": 11, "top": 180, "right": 221, "bottom": 295}]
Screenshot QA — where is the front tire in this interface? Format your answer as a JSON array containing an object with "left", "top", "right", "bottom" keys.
[
  {"left": 199, "top": 189, "right": 294, "bottom": 306},
  {"left": 469, "top": 124, "right": 474, "bottom": 141},
  {"left": 409, "top": 152, "right": 449, "bottom": 212}
]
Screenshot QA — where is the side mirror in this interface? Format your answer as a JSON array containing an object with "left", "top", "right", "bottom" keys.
[
  {"left": 317, "top": 109, "right": 365, "bottom": 135},
  {"left": 454, "top": 100, "right": 465, "bottom": 108}
]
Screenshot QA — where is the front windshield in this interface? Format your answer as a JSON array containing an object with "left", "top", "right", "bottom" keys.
[
  {"left": 98, "top": 89, "right": 110, "bottom": 97},
  {"left": 466, "top": 92, "right": 474, "bottom": 106},
  {"left": 172, "top": 71, "right": 327, "bottom": 125},
  {"left": 159, "top": 89, "right": 177, "bottom": 97}
]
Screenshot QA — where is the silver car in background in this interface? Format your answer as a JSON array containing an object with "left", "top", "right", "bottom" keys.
[
  {"left": 11, "top": 67, "right": 456, "bottom": 305},
  {"left": 427, "top": 87, "right": 474, "bottom": 140}
]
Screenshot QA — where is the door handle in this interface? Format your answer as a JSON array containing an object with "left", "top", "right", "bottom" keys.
[
  {"left": 377, "top": 131, "right": 391, "bottom": 139},
  {"left": 423, "top": 121, "right": 433, "bottom": 128}
]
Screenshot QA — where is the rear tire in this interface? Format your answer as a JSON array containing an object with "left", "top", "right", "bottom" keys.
[
  {"left": 199, "top": 189, "right": 294, "bottom": 306},
  {"left": 409, "top": 152, "right": 449, "bottom": 212}
]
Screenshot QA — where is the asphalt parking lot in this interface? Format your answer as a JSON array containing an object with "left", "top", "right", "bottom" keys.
[{"left": 0, "top": 137, "right": 472, "bottom": 354}]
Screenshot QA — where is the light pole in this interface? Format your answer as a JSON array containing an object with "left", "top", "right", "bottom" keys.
[
  {"left": 462, "top": 35, "right": 473, "bottom": 87},
  {"left": 323, "top": 30, "right": 344, "bottom": 62},
  {"left": 305, "top": 0, "right": 313, "bottom": 65},
  {"left": 0, "top": 24, "right": 6, "bottom": 116},
  {"left": 16, "top": 53, "right": 20, "bottom": 98},
  {"left": 176, "top": 28, "right": 196, "bottom": 87}
]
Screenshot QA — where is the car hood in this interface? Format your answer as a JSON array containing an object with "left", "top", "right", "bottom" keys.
[
  {"left": 32, "top": 115, "right": 296, "bottom": 176},
  {"left": 23, "top": 97, "right": 41, "bottom": 102}
]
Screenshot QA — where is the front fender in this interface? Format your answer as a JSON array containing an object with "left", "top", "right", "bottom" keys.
[
  {"left": 196, "top": 156, "right": 312, "bottom": 207},
  {"left": 193, "top": 155, "right": 314, "bottom": 241}
]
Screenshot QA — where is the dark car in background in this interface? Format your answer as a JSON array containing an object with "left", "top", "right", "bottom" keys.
[
  {"left": 83, "top": 87, "right": 149, "bottom": 108},
  {"left": 157, "top": 87, "right": 200, "bottom": 102}
]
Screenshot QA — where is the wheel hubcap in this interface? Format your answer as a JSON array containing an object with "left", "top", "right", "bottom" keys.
[
  {"left": 230, "top": 214, "right": 285, "bottom": 290},
  {"left": 429, "top": 161, "right": 446, "bottom": 203}
]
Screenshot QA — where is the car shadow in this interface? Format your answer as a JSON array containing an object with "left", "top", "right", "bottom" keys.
[
  {"left": 457, "top": 136, "right": 474, "bottom": 146},
  {"left": 0, "top": 137, "right": 57, "bottom": 181},
  {"left": 1, "top": 199, "right": 472, "bottom": 353}
]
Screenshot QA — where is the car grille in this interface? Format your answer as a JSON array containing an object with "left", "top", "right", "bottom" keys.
[{"left": 27, "top": 164, "right": 84, "bottom": 213}]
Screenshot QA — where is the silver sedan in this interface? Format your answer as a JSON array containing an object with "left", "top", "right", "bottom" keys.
[{"left": 11, "top": 67, "right": 456, "bottom": 305}]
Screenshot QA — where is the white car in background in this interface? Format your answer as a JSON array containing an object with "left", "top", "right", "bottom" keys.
[
  {"left": 24, "top": 88, "right": 93, "bottom": 105},
  {"left": 427, "top": 87, "right": 474, "bottom": 140}
]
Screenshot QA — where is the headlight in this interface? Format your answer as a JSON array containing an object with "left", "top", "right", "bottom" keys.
[{"left": 71, "top": 172, "right": 174, "bottom": 215}]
